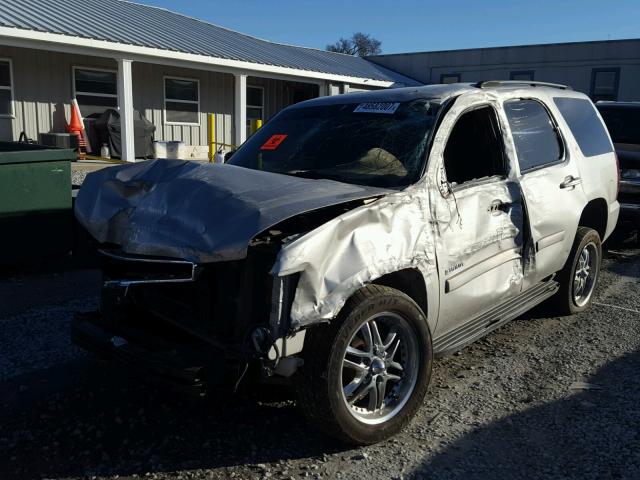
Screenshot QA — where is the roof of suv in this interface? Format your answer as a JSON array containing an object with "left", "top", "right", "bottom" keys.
[{"left": 294, "top": 81, "right": 581, "bottom": 109}]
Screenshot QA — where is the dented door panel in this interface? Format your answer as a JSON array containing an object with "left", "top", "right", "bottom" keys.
[
  {"left": 518, "top": 162, "right": 585, "bottom": 284},
  {"left": 430, "top": 179, "right": 524, "bottom": 335}
]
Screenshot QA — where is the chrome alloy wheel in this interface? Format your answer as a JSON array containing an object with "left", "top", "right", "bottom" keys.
[
  {"left": 573, "top": 241, "right": 598, "bottom": 307},
  {"left": 340, "top": 312, "right": 419, "bottom": 425}
]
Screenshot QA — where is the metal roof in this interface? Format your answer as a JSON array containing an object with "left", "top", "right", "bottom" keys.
[{"left": 0, "top": 0, "right": 419, "bottom": 85}]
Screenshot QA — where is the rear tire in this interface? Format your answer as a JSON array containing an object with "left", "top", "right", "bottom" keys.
[
  {"left": 550, "top": 227, "right": 601, "bottom": 316},
  {"left": 294, "top": 285, "right": 432, "bottom": 445}
]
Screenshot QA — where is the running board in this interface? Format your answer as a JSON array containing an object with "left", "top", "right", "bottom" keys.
[{"left": 433, "top": 278, "right": 559, "bottom": 357}]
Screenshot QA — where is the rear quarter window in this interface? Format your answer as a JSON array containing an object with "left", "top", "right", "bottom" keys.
[{"left": 553, "top": 97, "right": 613, "bottom": 157}]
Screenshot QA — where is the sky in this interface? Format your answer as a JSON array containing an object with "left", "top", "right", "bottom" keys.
[{"left": 137, "top": 0, "right": 640, "bottom": 54}]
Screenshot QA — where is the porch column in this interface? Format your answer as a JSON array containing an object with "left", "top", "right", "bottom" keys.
[
  {"left": 117, "top": 58, "right": 135, "bottom": 162},
  {"left": 234, "top": 73, "right": 247, "bottom": 147},
  {"left": 317, "top": 81, "right": 327, "bottom": 97}
]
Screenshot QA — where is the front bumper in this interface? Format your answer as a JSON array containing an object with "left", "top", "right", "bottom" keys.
[{"left": 72, "top": 312, "right": 221, "bottom": 396}]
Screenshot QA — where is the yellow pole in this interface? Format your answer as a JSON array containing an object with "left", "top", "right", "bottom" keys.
[
  {"left": 250, "top": 118, "right": 263, "bottom": 135},
  {"left": 207, "top": 113, "right": 215, "bottom": 163}
]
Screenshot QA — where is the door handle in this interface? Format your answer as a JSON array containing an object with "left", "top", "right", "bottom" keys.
[
  {"left": 560, "top": 175, "right": 582, "bottom": 189},
  {"left": 488, "top": 199, "right": 512, "bottom": 215}
]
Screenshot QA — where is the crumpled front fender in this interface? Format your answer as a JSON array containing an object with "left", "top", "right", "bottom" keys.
[{"left": 271, "top": 186, "right": 438, "bottom": 330}]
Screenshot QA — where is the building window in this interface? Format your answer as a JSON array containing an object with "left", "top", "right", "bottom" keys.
[
  {"left": 164, "top": 77, "right": 200, "bottom": 125},
  {"left": 510, "top": 71, "right": 534, "bottom": 81},
  {"left": 591, "top": 68, "right": 620, "bottom": 102},
  {"left": 246, "top": 85, "right": 264, "bottom": 136},
  {"left": 73, "top": 67, "right": 118, "bottom": 115},
  {"left": 0, "top": 59, "right": 13, "bottom": 117},
  {"left": 440, "top": 73, "right": 461, "bottom": 84}
]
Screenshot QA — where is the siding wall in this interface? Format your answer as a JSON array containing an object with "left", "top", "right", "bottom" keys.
[
  {"left": 0, "top": 45, "right": 115, "bottom": 142},
  {"left": 369, "top": 39, "right": 640, "bottom": 101},
  {"left": 248, "top": 76, "right": 318, "bottom": 122},
  {"left": 132, "top": 63, "right": 234, "bottom": 148},
  {"left": 0, "top": 45, "right": 238, "bottom": 148}
]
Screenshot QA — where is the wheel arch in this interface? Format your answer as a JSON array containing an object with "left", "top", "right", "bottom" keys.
[
  {"left": 372, "top": 268, "right": 429, "bottom": 319},
  {"left": 579, "top": 198, "right": 608, "bottom": 241}
]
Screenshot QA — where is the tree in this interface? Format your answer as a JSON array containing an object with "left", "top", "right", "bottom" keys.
[{"left": 326, "top": 32, "right": 382, "bottom": 57}]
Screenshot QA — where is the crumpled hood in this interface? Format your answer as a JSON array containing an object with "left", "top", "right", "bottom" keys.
[{"left": 75, "top": 159, "right": 389, "bottom": 263}]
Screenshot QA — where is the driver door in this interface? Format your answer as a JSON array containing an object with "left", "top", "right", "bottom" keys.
[{"left": 428, "top": 101, "right": 525, "bottom": 337}]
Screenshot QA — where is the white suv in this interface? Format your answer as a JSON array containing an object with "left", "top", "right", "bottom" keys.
[{"left": 74, "top": 81, "right": 620, "bottom": 445}]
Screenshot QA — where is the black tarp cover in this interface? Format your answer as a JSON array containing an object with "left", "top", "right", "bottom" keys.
[{"left": 92, "top": 109, "right": 156, "bottom": 159}]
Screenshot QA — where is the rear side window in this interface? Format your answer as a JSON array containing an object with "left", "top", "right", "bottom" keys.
[
  {"left": 504, "top": 99, "right": 563, "bottom": 172},
  {"left": 554, "top": 97, "right": 613, "bottom": 156}
]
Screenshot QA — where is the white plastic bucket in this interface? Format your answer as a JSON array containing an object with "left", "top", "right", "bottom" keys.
[{"left": 154, "top": 141, "right": 185, "bottom": 159}]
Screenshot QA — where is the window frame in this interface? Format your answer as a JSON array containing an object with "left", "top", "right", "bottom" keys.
[
  {"left": 163, "top": 75, "right": 200, "bottom": 126},
  {"left": 590, "top": 68, "right": 620, "bottom": 102},
  {"left": 440, "top": 73, "right": 461, "bottom": 84},
  {"left": 510, "top": 70, "right": 535, "bottom": 81},
  {"left": 72, "top": 66, "right": 118, "bottom": 109},
  {"left": 442, "top": 103, "right": 510, "bottom": 192},
  {"left": 503, "top": 97, "right": 567, "bottom": 175},
  {"left": 246, "top": 85, "right": 264, "bottom": 119},
  {"left": 0, "top": 58, "right": 15, "bottom": 118}
]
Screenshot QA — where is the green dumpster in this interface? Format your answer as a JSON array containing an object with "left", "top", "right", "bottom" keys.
[{"left": 0, "top": 141, "right": 75, "bottom": 265}]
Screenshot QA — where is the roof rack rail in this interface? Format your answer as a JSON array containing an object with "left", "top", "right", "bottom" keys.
[{"left": 475, "top": 80, "right": 571, "bottom": 90}]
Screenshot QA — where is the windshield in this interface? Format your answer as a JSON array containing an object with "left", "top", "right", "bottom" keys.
[{"left": 228, "top": 99, "right": 440, "bottom": 188}]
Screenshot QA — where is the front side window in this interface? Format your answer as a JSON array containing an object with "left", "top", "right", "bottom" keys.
[
  {"left": 229, "top": 99, "right": 440, "bottom": 188},
  {"left": 443, "top": 106, "right": 507, "bottom": 186},
  {"left": 0, "top": 59, "right": 13, "bottom": 116},
  {"left": 556, "top": 97, "right": 613, "bottom": 156},
  {"left": 74, "top": 68, "right": 117, "bottom": 115},
  {"left": 165, "top": 77, "right": 199, "bottom": 124},
  {"left": 504, "top": 99, "right": 563, "bottom": 172},
  {"left": 591, "top": 68, "right": 620, "bottom": 102}
]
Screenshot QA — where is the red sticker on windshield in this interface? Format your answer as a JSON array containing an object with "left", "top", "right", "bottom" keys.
[{"left": 260, "top": 134, "right": 288, "bottom": 150}]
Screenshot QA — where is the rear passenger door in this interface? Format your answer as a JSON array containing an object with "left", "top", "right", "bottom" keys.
[{"left": 504, "top": 99, "right": 587, "bottom": 286}]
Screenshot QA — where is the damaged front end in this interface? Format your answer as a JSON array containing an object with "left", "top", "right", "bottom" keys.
[{"left": 73, "top": 160, "right": 387, "bottom": 395}]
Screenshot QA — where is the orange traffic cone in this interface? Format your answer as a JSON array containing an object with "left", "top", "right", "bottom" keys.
[{"left": 66, "top": 99, "right": 90, "bottom": 159}]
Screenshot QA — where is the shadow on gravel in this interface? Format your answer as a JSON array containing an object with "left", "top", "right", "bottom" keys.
[
  {"left": 409, "top": 349, "right": 640, "bottom": 480},
  {"left": 0, "top": 359, "right": 341, "bottom": 479}
]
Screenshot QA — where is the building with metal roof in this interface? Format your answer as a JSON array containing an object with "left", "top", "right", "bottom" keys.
[
  {"left": 0, "top": 0, "right": 418, "bottom": 160},
  {"left": 368, "top": 38, "right": 640, "bottom": 102}
]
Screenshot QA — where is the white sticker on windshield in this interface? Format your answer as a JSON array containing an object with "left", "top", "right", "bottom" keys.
[{"left": 353, "top": 102, "right": 400, "bottom": 114}]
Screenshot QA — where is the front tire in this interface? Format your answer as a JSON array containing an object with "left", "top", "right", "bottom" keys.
[
  {"left": 551, "top": 227, "right": 602, "bottom": 315},
  {"left": 294, "top": 285, "right": 432, "bottom": 445}
]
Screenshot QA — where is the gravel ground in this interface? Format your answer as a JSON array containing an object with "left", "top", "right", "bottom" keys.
[{"left": 0, "top": 240, "right": 639, "bottom": 480}]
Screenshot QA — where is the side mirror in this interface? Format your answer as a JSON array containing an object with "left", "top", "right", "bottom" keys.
[{"left": 224, "top": 150, "right": 236, "bottom": 162}]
